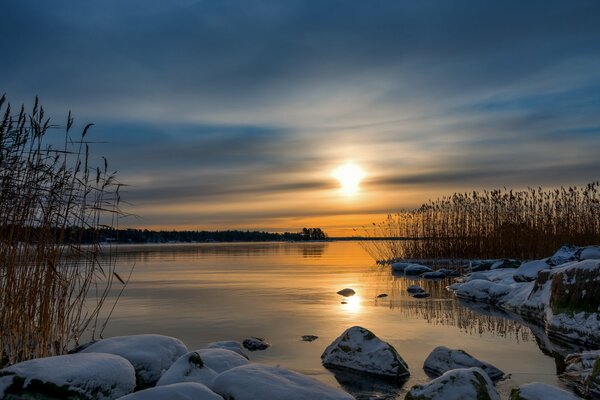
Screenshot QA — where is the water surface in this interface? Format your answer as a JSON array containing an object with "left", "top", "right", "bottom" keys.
[{"left": 100, "top": 242, "right": 574, "bottom": 398}]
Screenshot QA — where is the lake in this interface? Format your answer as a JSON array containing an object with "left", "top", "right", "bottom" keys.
[{"left": 99, "top": 241, "right": 574, "bottom": 399}]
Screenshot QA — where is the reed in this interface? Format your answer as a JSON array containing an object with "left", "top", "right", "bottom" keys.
[
  {"left": 0, "top": 95, "right": 124, "bottom": 366},
  {"left": 360, "top": 184, "right": 600, "bottom": 262}
]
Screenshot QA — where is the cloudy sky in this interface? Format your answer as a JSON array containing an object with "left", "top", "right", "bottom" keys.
[{"left": 2, "top": 1, "right": 599, "bottom": 235}]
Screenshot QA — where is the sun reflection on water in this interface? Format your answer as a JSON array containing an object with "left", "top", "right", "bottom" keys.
[{"left": 341, "top": 294, "right": 362, "bottom": 313}]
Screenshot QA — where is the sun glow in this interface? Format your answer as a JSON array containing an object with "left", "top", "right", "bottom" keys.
[
  {"left": 340, "top": 294, "right": 362, "bottom": 313},
  {"left": 333, "top": 162, "right": 365, "bottom": 196}
]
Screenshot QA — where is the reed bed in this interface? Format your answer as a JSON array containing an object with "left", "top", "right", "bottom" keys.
[
  {"left": 0, "top": 95, "right": 124, "bottom": 366},
  {"left": 360, "top": 184, "right": 600, "bottom": 262}
]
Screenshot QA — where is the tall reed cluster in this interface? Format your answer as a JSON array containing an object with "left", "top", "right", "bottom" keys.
[
  {"left": 0, "top": 95, "right": 123, "bottom": 366},
  {"left": 361, "top": 185, "right": 600, "bottom": 262}
]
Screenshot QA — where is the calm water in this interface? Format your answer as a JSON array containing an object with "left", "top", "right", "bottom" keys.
[{"left": 99, "top": 241, "right": 576, "bottom": 399}]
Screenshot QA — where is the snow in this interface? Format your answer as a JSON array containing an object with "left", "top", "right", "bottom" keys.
[
  {"left": 580, "top": 246, "right": 600, "bottom": 260},
  {"left": 206, "top": 341, "right": 248, "bottom": 358},
  {"left": 405, "top": 367, "right": 500, "bottom": 400},
  {"left": 321, "top": 326, "right": 409, "bottom": 378},
  {"left": 80, "top": 334, "right": 188, "bottom": 387},
  {"left": 117, "top": 382, "right": 224, "bottom": 400},
  {"left": 513, "top": 259, "right": 550, "bottom": 282},
  {"left": 0, "top": 353, "right": 135, "bottom": 400},
  {"left": 511, "top": 382, "right": 580, "bottom": 399},
  {"left": 490, "top": 259, "right": 521, "bottom": 269},
  {"left": 404, "top": 264, "right": 434, "bottom": 275},
  {"left": 197, "top": 348, "right": 250, "bottom": 374},
  {"left": 423, "top": 346, "right": 504, "bottom": 380},
  {"left": 156, "top": 351, "right": 218, "bottom": 387},
  {"left": 451, "top": 279, "right": 512, "bottom": 303},
  {"left": 211, "top": 364, "right": 354, "bottom": 400}
]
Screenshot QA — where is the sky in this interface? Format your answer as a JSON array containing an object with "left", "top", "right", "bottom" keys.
[{"left": 1, "top": 1, "right": 600, "bottom": 236}]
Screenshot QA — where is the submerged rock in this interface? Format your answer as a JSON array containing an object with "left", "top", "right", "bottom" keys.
[
  {"left": 337, "top": 288, "right": 356, "bottom": 297},
  {"left": 377, "top": 293, "right": 389, "bottom": 298},
  {"left": 156, "top": 351, "right": 218, "bottom": 387},
  {"left": 0, "top": 353, "right": 136, "bottom": 400},
  {"left": 321, "top": 326, "right": 409, "bottom": 379},
  {"left": 509, "top": 382, "right": 580, "bottom": 400},
  {"left": 421, "top": 271, "right": 446, "bottom": 279},
  {"left": 513, "top": 259, "right": 550, "bottom": 282},
  {"left": 563, "top": 350, "right": 600, "bottom": 398},
  {"left": 302, "top": 335, "right": 319, "bottom": 342},
  {"left": 206, "top": 340, "right": 248, "bottom": 358},
  {"left": 404, "top": 264, "right": 434, "bottom": 275},
  {"left": 242, "top": 337, "right": 270, "bottom": 351},
  {"left": 423, "top": 346, "right": 504, "bottom": 381},
  {"left": 211, "top": 364, "right": 354, "bottom": 400},
  {"left": 118, "top": 382, "right": 224, "bottom": 400},
  {"left": 407, "top": 285, "right": 424, "bottom": 294},
  {"left": 405, "top": 367, "right": 500, "bottom": 400},
  {"left": 412, "top": 292, "right": 430, "bottom": 299},
  {"left": 80, "top": 334, "right": 188, "bottom": 389}
]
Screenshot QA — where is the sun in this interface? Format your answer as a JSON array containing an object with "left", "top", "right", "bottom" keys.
[{"left": 333, "top": 162, "right": 365, "bottom": 195}]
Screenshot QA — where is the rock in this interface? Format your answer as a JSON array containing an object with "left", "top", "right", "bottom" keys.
[
  {"left": 242, "top": 337, "right": 270, "bottom": 351},
  {"left": 423, "top": 346, "right": 504, "bottom": 381},
  {"left": 206, "top": 340, "right": 248, "bottom": 358},
  {"left": 547, "top": 260, "right": 600, "bottom": 315},
  {"left": 302, "top": 335, "right": 319, "bottom": 342},
  {"left": 337, "top": 288, "right": 356, "bottom": 297},
  {"left": 211, "top": 364, "right": 354, "bottom": 400},
  {"left": 156, "top": 351, "right": 218, "bottom": 387},
  {"left": 341, "top": 301, "right": 348, "bottom": 304},
  {"left": 422, "top": 271, "right": 446, "bottom": 279},
  {"left": 469, "top": 260, "right": 496, "bottom": 272},
  {"left": 321, "top": 326, "right": 409, "bottom": 379},
  {"left": 391, "top": 262, "right": 414, "bottom": 272},
  {"left": 549, "top": 245, "right": 581, "bottom": 266},
  {"left": 405, "top": 367, "right": 500, "bottom": 400},
  {"left": 117, "top": 382, "right": 224, "bottom": 400},
  {"left": 437, "top": 268, "right": 461, "bottom": 277},
  {"left": 509, "top": 382, "right": 580, "bottom": 400},
  {"left": 563, "top": 350, "right": 600, "bottom": 398},
  {"left": 513, "top": 259, "right": 550, "bottom": 282},
  {"left": 407, "top": 285, "right": 424, "bottom": 294},
  {"left": 452, "top": 279, "right": 511, "bottom": 303},
  {"left": 412, "top": 292, "right": 430, "bottom": 298},
  {"left": 377, "top": 293, "right": 388, "bottom": 298},
  {"left": 491, "top": 259, "right": 521, "bottom": 269},
  {"left": 80, "top": 334, "right": 188, "bottom": 388},
  {"left": 0, "top": 353, "right": 135, "bottom": 400},
  {"left": 404, "top": 264, "right": 434, "bottom": 275},
  {"left": 466, "top": 272, "right": 491, "bottom": 282},
  {"left": 580, "top": 246, "right": 600, "bottom": 261},
  {"left": 197, "top": 349, "right": 249, "bottom": 374}
]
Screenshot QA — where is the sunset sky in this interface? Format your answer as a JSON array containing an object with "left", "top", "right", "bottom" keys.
[{"left": 2, "top": 1, "right": 600, "bottom": 235}]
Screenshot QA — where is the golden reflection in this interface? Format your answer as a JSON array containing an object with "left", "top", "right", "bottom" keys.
[{"left": 341, "top": 294, "right": 362, "bottom": 313}]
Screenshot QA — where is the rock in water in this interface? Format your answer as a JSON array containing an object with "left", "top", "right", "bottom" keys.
[
  {"left": 412, "top": 292, "right": 430, "bottom": 298},
  {"left": 423, "top": 346, "right": 504, "bottom": 381},
  {"left": 404, "top": 264, "right": 434, "bottom": 275},
  {"left": 513, "top": 259, "right": 550, "bottom": 282},
  {"left": 206, "top": 340, "right": 248, "bottom": 358},
  {"left": 510, "top": 382, "right": 580, "bottom": 400},
  {"left": 337, "top": 288, "right": 356, "bottom": 297},
  {"left": 302, "top": 335, "right": 319, "bottom": 342},
  {"left": 563, "top": 350, "right": 600, "bottom": 398},
  {"left": 405, "top": 367, "right": 500, "bottom": 400},
  {"left": 80, "top": 334, "right": 188, "bottom": 389},
  {"left": 0, "top": 353, "right": 136, "bottom": 400},
  {"left": 321, "top": 326, "right": 409, "bottom": 379},
  {"left": 407, "top": 285, "right": 424, "bottom": 294},
  {"left": 211, "top": 364, "right": 354, "bottom": 400},
  {"left": 156, "top": 351, "right": 218, "bottom": 387},
  {"left": 490, "top": 259, "right": 521, "bottom": 269},
  {"left": 377, "top": 293, "right": 388, "bottom": 298},
  {"left": 242, "top": 337, "right": 270, "bottom": 351},
  {"left": 118, "top": 382, "right": 224, "bottom": 400},
  {"left": 421, "top": 271, "right": 446, "bottom": 279}
]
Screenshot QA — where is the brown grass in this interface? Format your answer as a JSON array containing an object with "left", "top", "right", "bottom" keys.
[
  {"left": 0, "top": 95, "right": 125, "bottom": 366},
  {"left": 360, "top": 184, "right": 600, "bottom": 262}
]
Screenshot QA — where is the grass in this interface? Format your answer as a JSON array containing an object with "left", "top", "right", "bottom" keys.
[
  {"left": 360, "top": 184, "right": 600, "bottom": 262},
  {"left": 0, "top": 95, "right": 125, "bottom": 366}
]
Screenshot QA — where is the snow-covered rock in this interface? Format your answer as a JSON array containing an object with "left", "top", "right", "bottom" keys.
[
  {"left": 404, "top": 264, "right": 434, "bottom": 275},
  {"left": 437, "top": 268, "right": 461, "bottom": 277},
  {"left": 407, "top": 285, "right": 424, "bottom": 294},
  {"left": 509, "top": 382, "right": 580, "bottom": 400},
  {"left": 206, "top": 340, "right": 248, "bottom": 358},
  {"left": 423, "top": 346, "right": 504, "bottom": 380},
  {"left": 197, "top": 348, "right": 249, "bottom": 374},
  {"left": 405, "top": 367, "right": 500, "bottom": 400},
  {"left": 391, "top": 262, "right": 414, "bottom": 272},
  {"left": 156, "top": 351, "right": 218, "bottom": 387},
  {"left": 0, "top": 353, "right": 135, "bottom": 400},
  {"left": 211, "top": 364, "right": 354, "bottom": 400},
  {"left": 242, "top": 337, "right": 270, "bottom": 351},
  {"left": 117, "top": 382, "right": 223, "bottom": 400},
  {"left": 451, "top": 279, "right": 512, "bottom": 303},
  {"left": 80, "top": 334, "right": 188, "bottom": 388},
  {"left": 513, "top": 259, "right": 551, "bottom": 282},
  {"left": 337, "top": 288, "right": 356, "bottom": 297},
  {"left": 465, "top": 272, "right": 491, "bottom": 282},
  {"left": 563, "top": 350, "right": 600, "bottom": 398},
  {"left": 321, "top": 326, "right": 409, "bottom": 379},
  {"left": 490, "top": 259, "right": 521, "bottom": 269},
  {"left": 580, "top": 246, "right": 600, "bottom": 261},
  {"left": 549, "top": 245, "right": 582, "bottom": 266},
  {"left": 469, "top": 260, "right": 496, "bottom": 272}
]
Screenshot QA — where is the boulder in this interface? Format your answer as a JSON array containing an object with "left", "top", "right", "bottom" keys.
[
  {"left": 469, "top": 260, "right": 496, "bottom": 272},
  {"left": 465, "top": 272, "right": 491, "bottom": 282},
  {"left": 547, "top": 260, "right": 600, "bottom": 315},
  {"left": 549, "top": 245, "right": 582, "bottom": 266},
  {"left": 206, "top": 341, "right": 248, "bottom": 358},
  {"left": 0, "top": 353, "right": 135, "bottom": 400},
  {"left": 242, "top": 337, "right": 270, "bottom": 351},
  {"left": 513, "top": 259, "right": 550, "bottom": 282},
  {"left": 391, "top": 262, "right": 414, "bottom": 272},
  {"left": 337, "top": 288, "right": 356, "bottom": 297},
  {"left": 197, "top": 349, "right": 249, "bottom": 374},
  {"left": 437, "top": 268, "right": 461, "bottom": 277},
  {"left": 321, "top": 326, "right": 409, "bottom": 379},
  {"left": 405, "top": 367, "right": 500, "bottom": 400},
  {"left": 80, "top": 334, "right": 188, "bottom": 388},
  {"left": 156, "top": 351, "right": 218, "bottom": 387},
  {"left": 421, "top": 271, "right": 446, "bottom": 279},
  {"left": 509, "top": 382, "right": 580, "bottom": 400},
  {"left": 423, "top": 346, "right": 504, "bottom": 380},
  {"left": 580, "top": 246, "right": 600, "bottom": 261},
  {"left": 563, "top": 350, "right": 600, "bottom": 398},
  {"left": 491, "top": 259, "right": 521, "bottom": 269},
  {"left": 117, "top": 382, "right": 223, "bottom": 400},
  {"left": 451, "top": 279, "right": 511, "bottom": 303},
  {"left": 211, "top": 364, "right": 354, "bottom": 400},
  {"left": 404, "top": 265, "right": 434, "bottom": 275}
]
